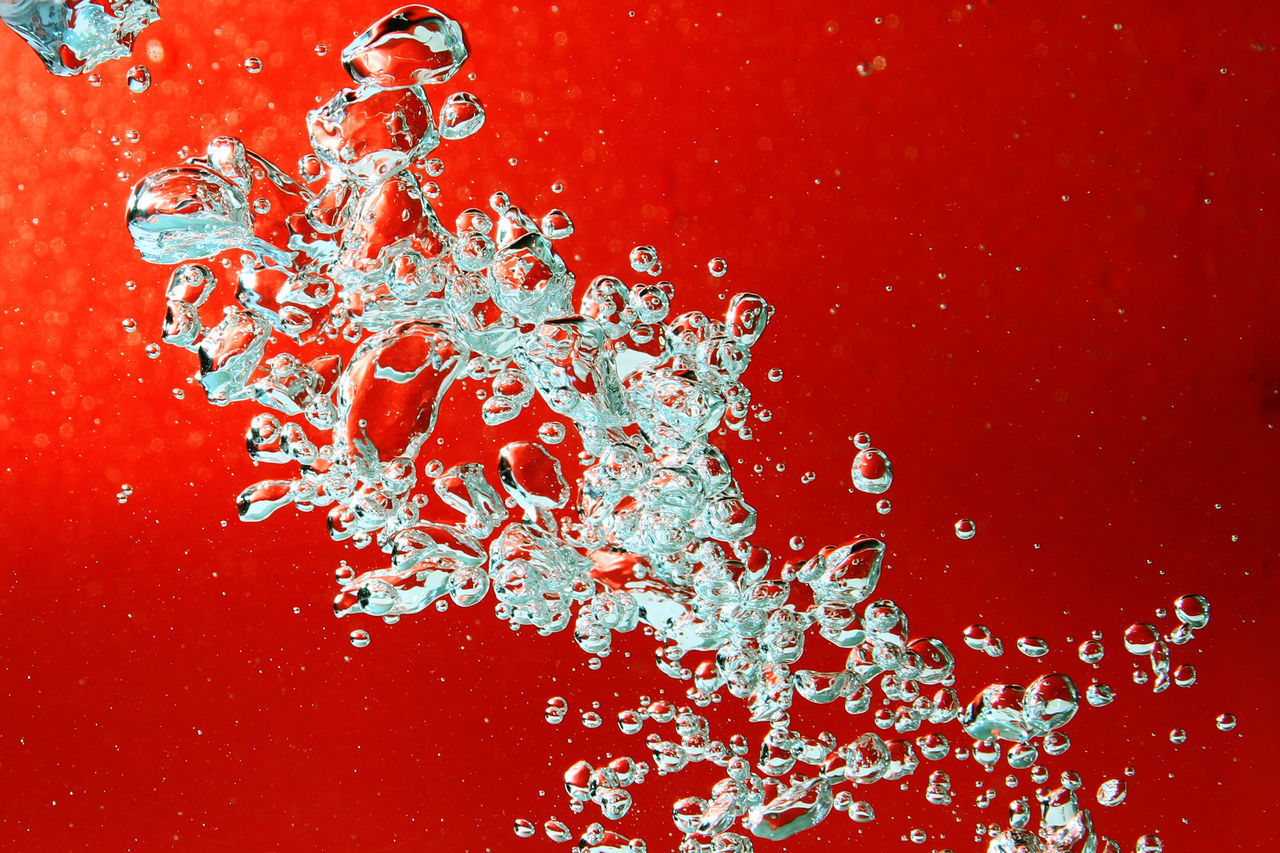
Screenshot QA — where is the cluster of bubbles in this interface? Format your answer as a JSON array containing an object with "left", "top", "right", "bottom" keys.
[
  {"left": 0, "top": 0, "right": 159, "bottom": 76},
  {"left": 116, "top": 5, "right": 1235, "bottom": 852}
]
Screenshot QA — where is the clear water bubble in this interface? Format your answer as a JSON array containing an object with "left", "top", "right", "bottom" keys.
[
  {"left": 349, "top": 629, "right": 371, "bottom": 648},
  {"left": 1215, "top": 713, "right": 1237, "bottom": 732},
  {"left": 126, "top": 64, "right": 151, "bottom": 93},
  {"left": 629, "top": 245, "right": 658, "bottom": 273},
  {"left": 1086, "top": 683, "right": 1115, "bottom": 707},
  {"left": 545, "top": 696, "right": 568, "bottom": 725},
  {"left": 439, "top": 91, "right": 486, "bottom": 140},
  {"left": 768, "top": 367, "right": 783, "bottom": 382},
  {"left": 1172, "top": 664, "right": 1196, "bottom": 687},
  {"left": 538, "top": 421, "right": 567, "bottom": 445},
  {"left": 1096, "top": 778, "right": 1127, "bottom": 806},
  {"left": 1078, "top": 639, "right": 1105, "bottom": 665},
  {"left": 851, "top": 448, "right": 893, "bottom": 494},
  {"left": 513, "top": 818, "right": 535, "bottom": 837},
  {"left": 581, "top": 711, "right": 602, "bottom": 728},
  {"left": 849, "top": 801, "right": 875, "bottom": 822},
  {"left": 1136, "top": 834, "right": 1163, "bottom": 853},
  {"left": 540, "top": 209, "right": 574, "bottom": 240},
  {"left": 1168, "top": 728, "right": 1187, "bottom": 744},
  {"left": 708, "top": 257, "right": 728, "bottom": 277},
  {"left": 1173, "top": 594, "right": 1210, "bottom": 629},
  {"left": 954, "top": 518, "right": 977, "bottom": 540},
  {"left": 1123, "top": 622, "right": 1159, "bottom": 655},
  {"left": 244, "top": 57, "right": 262, "bottom": 73},
  {"left": 1016, "top": 637, "right": 1049, "bottom": 658},
  {"left": 544, "top": 819, "right": 572, "bottom": 842},
  {"left": 876, "top": 499, "right": 892, "bottom": 515}
]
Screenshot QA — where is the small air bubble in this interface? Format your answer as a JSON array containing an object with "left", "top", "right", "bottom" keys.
[
  {"left": 955, "top": 518, "right": 977, "bottom": 540},
  {"left": 789, "top": 535, "right": 805, "bottom": 551},
  {"left": 126, "top": 65, "right": 151, "bottom": 93},
  {"left": 349, "top": 629, "right": 371, "bottom": 648},
  {"left": 244, "top": 57, "right": 263, "bottom": 73},
  {"left": 707, "top": 257, "right": 728, "bottom": 277}
]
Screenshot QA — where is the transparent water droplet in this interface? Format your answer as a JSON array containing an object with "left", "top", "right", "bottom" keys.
[
  {"left": 707, "top": 257, "right": 728, "bottom": 277},
  {"left": 349, "top": 629, "right": 371, "bottom": 648},
  {"left": 513, "top": 818, "right": 535, "bottom": 837},
  {"left": 145, "top": 343, "right": 161, "bottom": 358},
  {"left": 581, "top": 711, "right": 602, "bottom": 728},
  {"left": 122, "top": 318, "right": 138, "bottom": 333},
  {"left": 1016, "top": 636, "right": 1049, "bottom": 658},
  {"left": 1168, "top": 728, "right": 1186, "bottom": 744},
  {"left": 126, "top": 65, "right": 151, "bottom": 93},
  {"left": 954, "top": 518, "right": 977, "bottom": 540},
  {"left": 789, "top": 535, "right": 805, "bottom": 551},
  {"left": 1086, "top": 683, "right": 1115, "bottom": 707},
  {"left": 629, "top": 245, "right": 658, "bottom": 273},
  {"left": 876, "top": 498, "right": 892, "bottom": 514},
  {"left": 244, "top": 56, "right": 262, "bottom": 73},
  {"left": 1215, "top": 712, "right": 1237, "bottom": 731},
  {"left": 851, "top": 448, "right": 892, "bottom": 494},
  {"left": 1078, "top": 639, "right": 1105, "bottom": 665},
  {"left": 544, "top": 696, "right": 568, "bottom": 725},
  {"left": 768, "top": 367, "right": 783, "bottom": 382},
  {"left": 1096, "top": 778, "right": 1127, "bottom": 806}
]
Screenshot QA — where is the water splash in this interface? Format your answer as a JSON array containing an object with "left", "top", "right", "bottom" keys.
[
  {"left": 120, "top": 5, "right": 1227, "bottom": 851},
  {"left": 0, "top": 0, "right": 158, "bottom": 76}
]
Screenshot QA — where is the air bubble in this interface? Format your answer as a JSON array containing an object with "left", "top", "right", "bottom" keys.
[
  {"left": 244, "top": 57, "right": 263, "bottom": 73},
  {"left": 1215, "top": 713, "right": 1237, "bottom": 731},
  {"left": 349, "top": 629, "right": 371, "bottom": 648},
  {"left": 707, "top": 257, "right": 728, "bottom": 277},
  {"left": 954, "top": 518, "right": 977, "bottom": 540},
  {"left": 126, "top": 65, "right": 151, "bottom": 93},
  {"left": 851, "top": 448, "right": 892, "bottom": 494},
  {"left": 876, "top": 498, "right": 892, "bottom": 514}
]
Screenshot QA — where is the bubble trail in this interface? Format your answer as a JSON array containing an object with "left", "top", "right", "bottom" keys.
[{"left": 122, "top": 6, "right": 1224, "bottom": 852}]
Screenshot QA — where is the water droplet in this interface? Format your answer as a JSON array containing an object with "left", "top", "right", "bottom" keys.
[
  {"left": 513, "top": 818, "right": 535, "bottom": 837},
  {"left": 789, "top": 535, "right": 805, "bottom": 551},
  {"left": 314, "top": 43, "right": 329, "bottom": 56},
  {"left": 800, "top": 471, "right": 816, "bottom": 484},
  {"left": 122, "top": 318, "right": 138, "bottom": 333},
  {"left": 126, "top": 65, "right": 151, "bottom": 93},
  {"left": 1078, "top": 639, "right": 1105, "bottom": 664},
  {"left": 851, "top": 448, "right": 893, "bottom": 493},
  {"left": 540, "top": 209, "right": 574, "bottom": 240},
  {"left": 767, "top": 367, "right": 783, "bottom": 382},
  {"left": 544, "top": 696, "right": 568, "bottom": 725},
  {"left": 244, "top": 57, "right": 263, "bottom": 73},
  {"left": 954, "top": 518, "right": 977, "bottom": 540},
  {"left": 1168, "top": 728, "right": 1186, "bottom": 744},
  {"left": 707, "top": 257, "right": 728, "bottom": 277},
  {"left": 145, "top": 343, "right": 161, "bottom": 358},
  {"left": 87, "top": 73, "right": 102, "bottom": 87},
  {"left": 1173, "top": 664, "right": 1196, "bottom": 687},
  {"left": 1096, "top": 778, "right": 1127, "bottom": 806},
  {"left": 1016, "top": 636, "right": 1049, "bottom": 658},
  {"left": 629, "top": 245, "right": 658, "bottom": 273},
  {"left": 876, "top": 498, "right": 892, "bottom": 514},
  {"left": 1215, "top": 712, "right": 1237, "bottom": 732},
  {"left": 581, "top": 711, "right": 602, "bottom": 728},
  {"left": 853, "top": 432, "right": 872, "bottom": 449},
  {"left": 538, "top": 421, "right": 566, "bottom": 445},
  {"left": 1086, "top": 683, "right": 1115, "bottom": 707},
  {"left": 349, "top": 629, "right": 371, "bottom": 648}
]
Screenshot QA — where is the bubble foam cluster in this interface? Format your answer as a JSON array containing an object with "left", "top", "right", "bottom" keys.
[{"left": 124, "top": 6, "right": 1224, "bottom": 852}]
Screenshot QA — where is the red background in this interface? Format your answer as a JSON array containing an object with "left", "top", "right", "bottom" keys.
[{"left": 1, "top": 0, "right": 1277, "bottom": 850}]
